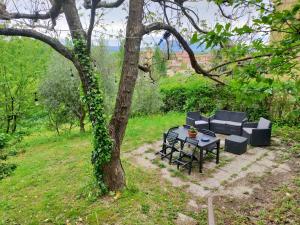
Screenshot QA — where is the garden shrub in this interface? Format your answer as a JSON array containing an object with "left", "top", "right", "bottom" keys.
[
  {"left": 159, "top": 74, "right": 299, "bottom": 126},
  {"left": 0, "top": 133, "right": 7, "bottom": 149},
  {"left": 0, "top": 163, "right": 17, "bottom": 180},
  {"left": 160, "top": 74, "right": 223, "bottom": 114}
]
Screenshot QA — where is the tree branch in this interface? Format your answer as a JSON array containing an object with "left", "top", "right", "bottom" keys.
[
  {"left": 207, "top": 54, "right": 272, "bottom": 73},
  {"left": 87, "top": 0, "right": 99, "bottom": 53},
  {"left": 207, "top": 43, "right": 300, "bottom": 73},
  {"left": 0, "top": 28, "right": 75, "bottom": 63},
  {"left": 84, "top": 0, "right": 125, "bottom": 9},
  {"left": 217, "top": 4, "right": 233, "bottom": 20},
  {"left": 0, "top": 0, "right": 62, "bottom": 27},
  {"left": 143, "top": 22, "right": 225, "bottom": 85}
]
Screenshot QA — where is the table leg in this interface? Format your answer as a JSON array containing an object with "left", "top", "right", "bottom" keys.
[
  {"left": 180, "top": 140, "right": 184, "bottom": 150},
  {"left": 199, "top": 147, "right": 203, "bottom": 173},
  {"left": 216, "top": 140, "right": 220, "bottom": 164}
]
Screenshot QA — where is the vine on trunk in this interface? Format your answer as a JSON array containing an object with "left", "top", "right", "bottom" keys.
[{"left": 74, "top": 38, "right": 113, "bottom": 193}]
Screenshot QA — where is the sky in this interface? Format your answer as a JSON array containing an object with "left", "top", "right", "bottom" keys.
[{"left": 3, "top": 0, "right": 256, "bottom": 47}]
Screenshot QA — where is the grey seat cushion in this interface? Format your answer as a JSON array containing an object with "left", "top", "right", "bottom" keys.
[
  {"left": 243, "top": 128, "right": 253, "bottom": 134},
  {"left": 211, "top": 119, "right": 226, "bottom": 124},
  {"left": 195, "top": 120, "right": 208, "bottom": 125},
  {"left": 257, "top": 117, "right": 271, "bottom": 129},
  {"left": 226, "top": 121, "right": 242, "bottom": 126},
  {"left": 211, "top": 120, "right": 242, "bottom": 126},
  {"left": 226, "top": 135, "right": 247, "bottom": 143}
]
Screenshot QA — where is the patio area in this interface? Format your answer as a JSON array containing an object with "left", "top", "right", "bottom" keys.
[
  {"left": 124, "top": 134, "right": 291, "bottom": 198},
  {"left": 123, "top": 131, "right": 299, "bottom": 224}
]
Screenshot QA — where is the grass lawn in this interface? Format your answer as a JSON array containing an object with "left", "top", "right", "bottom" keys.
[{"left": 1, "top": 112, "right": 206, "bottom": 225}]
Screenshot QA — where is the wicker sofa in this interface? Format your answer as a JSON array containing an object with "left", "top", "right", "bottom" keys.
[
  {"left": 186, "top": 111, "right": 209, "bottom": 131},
  {"left": 209, "top": 110, "right": 247, "bottom": 135}
]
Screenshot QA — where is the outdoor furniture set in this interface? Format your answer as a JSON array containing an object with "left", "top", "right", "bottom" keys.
[
  {"left": 186, "top": 110, "right": 272, "bottom": 147},
  {"left": 158, "top": 110, "right": 272, "bottom": 174},
  {"left": 157, "top": 126, "right": 220, "bottom": 174}
]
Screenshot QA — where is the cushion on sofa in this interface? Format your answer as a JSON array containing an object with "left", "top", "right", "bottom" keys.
[
  {"left": 226, "top": 121, "right": 242, "bottom": 126},
  {"left": 229, "top": 112, "right": 247, "bottom": 122},
  {"left": 214, "top": 110, "right": 246, "bottom": 122},
  {"left": 211, "top": 119, "right": 226, "bottom": 124},
  {"left": 195, "top": 120, "right": 208, "bottom": 125},
  {"left": 214, "top": 110, "right": 230, "bottom": 120},
  {"left": 257, "top": 117, "right": 271, "bottom": 129},
  {"left": 243, "top": 127, "right": 253, "bottom": 134}
]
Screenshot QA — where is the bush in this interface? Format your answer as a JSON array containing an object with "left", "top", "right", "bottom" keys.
[
  {"left": 159, "top": 74, "right": 299, "bottom": 126},
  {"left": 160, "top": 74, "right": 221, "bottom": 114},
  {"left": 0, "top": 163, "right": 17, "bottom": 180},
  {"left": 0, "top": 133, "right": 7, "bottom": 149}
]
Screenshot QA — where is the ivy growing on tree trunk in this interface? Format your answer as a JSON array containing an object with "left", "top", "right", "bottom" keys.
[{"left": 74, "top": 38, "right": 113, "bottom": 192}]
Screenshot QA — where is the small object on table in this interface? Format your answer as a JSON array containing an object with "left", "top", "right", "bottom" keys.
[
  {"left": 188, "top": 127, "right": 198, "bottom": 138},
  {"left": 201, "top": 137, "right": 210, "bottom": 142},
  {"left": 225, "top": 135, "right": 248, "bottom": 155}
]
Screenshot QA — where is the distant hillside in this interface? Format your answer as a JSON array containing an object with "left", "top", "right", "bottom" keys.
[{"left": 106, "top": 41, "right": 208, "bottom": 53}]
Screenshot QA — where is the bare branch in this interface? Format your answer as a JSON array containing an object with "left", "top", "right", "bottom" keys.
[
  {"left": 87, "top": 0, "right": 100, "bottom": 53},
  {"left": 0, "top": 28, "right": 75, "bottom": 63},
  {"left": 84, "top": 0, "right": 125, "bottom": 9},
  {"left": 143, "top": 22, "right": 225, "bottom": 85},
  {"left": 207, "top": 44, "right": 300, "bottom": 73},
  {"left": 207, "top": 54, "right": 272, "bottom": 73},
  {"left": 217, "top": 4, "right": 233, "bottom": 20},
  {"left": 0, "top": 0, "right": 62, "bottom": 27}
]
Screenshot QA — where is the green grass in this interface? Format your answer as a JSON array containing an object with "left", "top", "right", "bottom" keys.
[
  {"left": 0, "top": 112, "right": 205, "bottom": 225},
  {"left": 122, "top": 112, "right": 185, "bottom": 152}
]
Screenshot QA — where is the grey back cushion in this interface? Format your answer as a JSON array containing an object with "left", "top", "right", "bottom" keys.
[
  {"left": 215, "top": 110, "right": 230, "bottom": 120},
  {"left": 229, "top": 111, "right": 247, "bottom": 122},
  {"left": 257, "top": 117, "right": 271, "bottom": 129},
  {"left": 215, "top": 110, "right": 246, "bottom": 122}
]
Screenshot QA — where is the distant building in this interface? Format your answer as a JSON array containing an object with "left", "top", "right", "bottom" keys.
[
  {"left": 167, "top": 51, "right": 213, "bottom": 76},
  {"left": 139, "top": 48, "right": 213, "bottom": 76}
]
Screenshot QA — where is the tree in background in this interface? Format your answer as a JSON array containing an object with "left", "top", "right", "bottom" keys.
[
  {"left": 92, "top": 40, "right": 119, "bottom": 115},
  {"left": 0, "top": 38, "right": 50, "bottom": 133},
  {"left": 39, "top": 53, "right": 86, "bottom": 134},
  {"left": 152, "top": 47, "right": 167, "bottom": 78}
]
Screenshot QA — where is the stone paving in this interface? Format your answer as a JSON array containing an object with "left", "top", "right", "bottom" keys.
[
  {"left": 123, "top": 135, "right": 293, "bottom": 224},
  {"left": 124, "top": 135, "right": 290, "bottom": 199}
]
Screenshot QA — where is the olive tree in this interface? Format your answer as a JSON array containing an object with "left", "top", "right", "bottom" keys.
[{"left": 39, "top": 52, "right": 86, "bottom": 133}]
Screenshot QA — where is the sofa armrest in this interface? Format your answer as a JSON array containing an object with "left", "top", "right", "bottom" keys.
[
  {"left": 186, "top": 117, "right": 195, "bottom": 126},
  {"left": 242, "top": 117, "right": 248, "bottom": 124},
  {"left": 243, "top": 122, "right": 258, "bottom": 128},
  {"left": 252, "top": 128, "right": 272, "bottom": 146}
]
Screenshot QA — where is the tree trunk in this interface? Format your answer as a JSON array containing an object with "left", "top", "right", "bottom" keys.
[
  {"left": 11, "top": 115, "right": 17, "bottom": 133},
  {"left": 62, "top": 0, "right": 145, "bottom": 191},
  {"left": 6, "top": 117, "right": 11, "bottom": 133},
  {"left": 79, "top": 109, "right": 86, "bottom": 133},
  {"left": 104, "top": 0, "right": 144, "bottom": 190}
]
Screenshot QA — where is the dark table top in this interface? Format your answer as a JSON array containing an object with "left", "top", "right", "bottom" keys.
[{"left": 169, "top": 126, "right": 220, "bottom": 148}]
